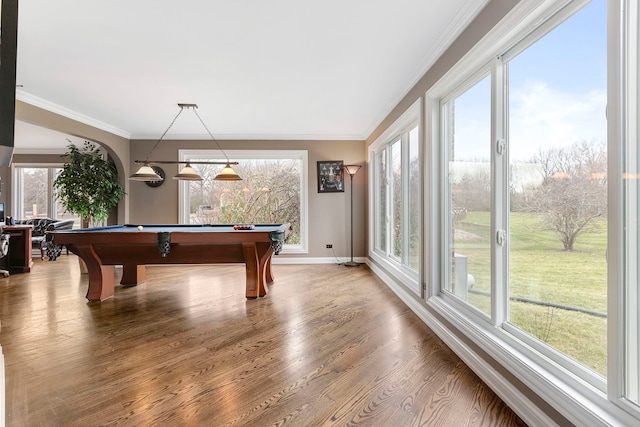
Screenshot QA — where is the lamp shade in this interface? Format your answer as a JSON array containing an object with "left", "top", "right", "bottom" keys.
[
  {"left": 129, "top": 104, "right": 243, "bottom": 182},
  {"left": 130, "top": 164, "right": 163, "bottom": 181},
  {"left": 344, "top": 164, "right": 362, "bottom": 176},
  {"left": 214, "top": 163, "right": 242, "bottom": 181},
  {"left": 174, "top": 164, "right": 203, "bottom": 181}
]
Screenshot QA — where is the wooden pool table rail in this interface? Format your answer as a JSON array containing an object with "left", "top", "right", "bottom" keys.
[{"left": 47, "top": 224, "right": 290, "bottom": 301}]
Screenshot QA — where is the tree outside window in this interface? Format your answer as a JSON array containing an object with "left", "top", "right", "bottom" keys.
[{"left": 184, "top": 154, "right": 304, "bottom": 246}]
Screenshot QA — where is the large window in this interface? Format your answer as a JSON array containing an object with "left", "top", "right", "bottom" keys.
[
  {"left": 369, "top": 100, "right": 421, "bottom": 294},
  {"left": 178, "top": 150, "right": 308, "bottom": 253},
  {"left": 442, "top": 74, "right": 492, "bottom": 317},
  {"left": 420, "top": 0, "right": 640, "bottom": 424},
  {"left": 439, "top": 0, "right": 607, "bottom": 377},
  {"left": 374, "top": 148, "right": 388, "bottom": 253},
  {"left": 391, "top": 138, "right": 402, "bottom": 260},
  {"left": 408, "top": 126, "right": 420, "bottom": 271},
  {"left": 505, "top": 2, "right": 608, "bottom": 376},
  {"left": 12, "top": 165, "right": 79, "bottom": 224}
]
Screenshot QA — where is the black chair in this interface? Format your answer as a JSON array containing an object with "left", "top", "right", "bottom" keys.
[{"left": 14, "top": 218, "right": 75, "bottom": 259}]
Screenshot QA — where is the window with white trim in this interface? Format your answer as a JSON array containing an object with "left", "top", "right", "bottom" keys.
[
  {"left": 12, "top": 165, "right": 80, "bottom": 225},
  {"left": 177, "top": 150, "right": 308, "bottom": 254},
  {"left": 369, "top": 100, "right": 421, "bottom": 294},
  {"left": 441, "top": 73, "right": 492, "bottom": 317},
  {"left": 374, "top": 148, "right": 388, "bottom": 254},
  {"left": 439, "top": 0, "right": 607, "bottom": 378},
  {"left": 424, "top": 0, "right": 640, "bottom": 423},
  {"left": 619, "top": 0, "right": 640, "bottom": 410}
]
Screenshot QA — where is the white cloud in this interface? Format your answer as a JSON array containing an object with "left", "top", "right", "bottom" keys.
[{"left": 509, "top": 80, "right": 607, "bottom": 160}]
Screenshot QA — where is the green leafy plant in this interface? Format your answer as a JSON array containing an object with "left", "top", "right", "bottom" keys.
[{"left": 53, "top": 141, "right": 125, "bottom": 227}]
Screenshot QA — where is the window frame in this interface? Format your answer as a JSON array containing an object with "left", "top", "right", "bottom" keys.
[
  {"left": 614, "top": 0, "right": 640, "bottom": 414},
  {"left": 177, "top": 149, "right": 309, "bottom": 254},
  {"left": 373, "top": 148, "right": 388, "bottom": 253},
  {"left": 438, "top": 70, "right": 495, "bottom": 321},
  {"left": 390, "top": 137, "right": 403, "bottom": 262},
  {"left": 11, "top": 163, "right": 67, "bottom": 220},
  {"left": 421, "top": 0, "right": 640, "bottom": 424},
  {"left": 368, "top": 99, "right": 422, "bottom": 296}
]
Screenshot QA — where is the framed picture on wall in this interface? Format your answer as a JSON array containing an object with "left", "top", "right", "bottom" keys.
[{"left": 317, "top": 160, "right": 344, "bottom": 193}]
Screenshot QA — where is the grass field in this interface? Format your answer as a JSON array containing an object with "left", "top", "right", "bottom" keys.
[{"left": 454, "top": 211, "right": 607, "bottom": 376}]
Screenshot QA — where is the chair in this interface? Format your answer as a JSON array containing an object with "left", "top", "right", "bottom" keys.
[{"left": 14, "top": 218, "right": 75, "bottom": 260}]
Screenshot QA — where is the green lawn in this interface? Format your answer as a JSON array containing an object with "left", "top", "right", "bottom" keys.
[{"left": 454, "top": 211, "right": 607, "bottom": 376}]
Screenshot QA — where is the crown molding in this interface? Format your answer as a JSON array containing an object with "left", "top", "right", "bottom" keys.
[
  {"left": 129, "top": 132, "right": 366, "bottom": 141},
  {"left": 363, "top": 0, "right": 489, "bottom": 139},
  {"left": 16, "top": 90, "right": 131, "bottom": 139}
]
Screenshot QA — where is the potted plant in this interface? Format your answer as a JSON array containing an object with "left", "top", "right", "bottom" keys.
[{"left": 53, "top": 141, "right": 125, "bottom": 228}]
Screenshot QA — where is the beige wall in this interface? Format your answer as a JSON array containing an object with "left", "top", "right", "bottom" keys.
[
  {"left": 129, "top": 139, "right": 367, "bottom": 259},
  {"left": 3, "top": 103, "right": 368, "bottom": 259},
  {"left": 10, "top": 101, "right": 131, "bottom": 223}
]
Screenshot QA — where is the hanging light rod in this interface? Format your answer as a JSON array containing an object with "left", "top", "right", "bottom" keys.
[
  {"left": 129, "top": 103, "right": 243, "bottom": 182},
  {"left": 133, "top": 160, "right": 238, "bottom": 165}
]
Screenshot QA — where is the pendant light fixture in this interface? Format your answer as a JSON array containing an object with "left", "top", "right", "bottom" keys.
[{"left": 130, "top": 103, "right": 242, "bottom": 182}]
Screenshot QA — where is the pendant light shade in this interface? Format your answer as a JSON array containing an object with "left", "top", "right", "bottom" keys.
[
  {"left": 174, "top": 164, "right": 203, "bottom": 181},
  {"left": 130, "top": 164, "right": 163, "bottom": 181},
  {"left": 214, "top": 163, "right": 242, "bottom": 181}
]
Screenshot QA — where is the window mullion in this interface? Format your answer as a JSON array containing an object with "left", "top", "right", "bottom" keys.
[
  {"left": 386, "top": 146, "right": 393, "bottom": 257},
  {"left": 440, "top": 102, "right": 453, "bottom": 295},
  {"left": 492, "top": 57, "right": 508, "bottom": 327},
  {"left": 616, "top": 0, "right": 640, "bottom": 408}
]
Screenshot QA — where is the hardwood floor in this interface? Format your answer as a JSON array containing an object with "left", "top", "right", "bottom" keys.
[{"left": 1, "top": 255, "right": 526, "bottom": 426}]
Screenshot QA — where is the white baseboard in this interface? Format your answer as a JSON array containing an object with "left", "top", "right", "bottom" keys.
[{"left": 271, "top": 256, "right": 367, "bottom": 265}]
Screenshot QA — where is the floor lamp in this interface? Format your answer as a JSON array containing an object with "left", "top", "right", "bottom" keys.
[{"left": 344, "top": 164, "right": 361, "bottom": 267}]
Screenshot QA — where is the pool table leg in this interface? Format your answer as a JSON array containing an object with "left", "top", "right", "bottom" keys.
[
  {"left": 264, "top": 252, "right": 274, "bottom": 284},
  {"left": 243, "top": 242, "right": 272, "bottom": 298},
  {"left": 73, "top": 245, "right": 115, "bottom": 301},
  {"left": 121, "top": 264, "right": 146, "bottom": 286},
  {"left": 87, "top": 265, "right": 115, "bottom": 301}
]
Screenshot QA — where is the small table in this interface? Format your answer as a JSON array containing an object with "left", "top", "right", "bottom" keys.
[
  {"left": 47, "top": 223, "right": 290, "bottom": 301},
  {"left": 2, "top": 225, "right": 33, "bottom": 273}
]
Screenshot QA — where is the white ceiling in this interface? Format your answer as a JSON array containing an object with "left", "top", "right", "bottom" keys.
[{"left": 13, "top": 0, "right": 487, "bottom": 152}]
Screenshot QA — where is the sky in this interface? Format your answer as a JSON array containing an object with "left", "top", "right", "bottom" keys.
[{"left": 453, "top": 0, "right": 607, "bottom": 162}]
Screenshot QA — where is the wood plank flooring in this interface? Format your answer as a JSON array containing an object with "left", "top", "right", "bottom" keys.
[{"left": 1, "top": 255, "right": 526, "bottom": 426}]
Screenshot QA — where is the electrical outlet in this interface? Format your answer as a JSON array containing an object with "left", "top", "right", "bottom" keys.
[{"left": 326, "top": 244, "right": 333, "bottom": 249}]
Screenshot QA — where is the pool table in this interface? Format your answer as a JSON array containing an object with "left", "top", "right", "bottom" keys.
[{"left": 47, "top": 223, "right": 290, "bottom": 301}]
